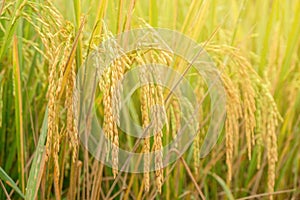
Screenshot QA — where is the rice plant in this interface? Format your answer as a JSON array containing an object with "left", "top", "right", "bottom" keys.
[{"left": 0, "top": 0, "right": 299, "bottom": 199}]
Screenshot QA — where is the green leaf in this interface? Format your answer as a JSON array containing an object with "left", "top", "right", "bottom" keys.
[
  {"left": 25, "top": 109, "right": 48, "bottom": 200},
  {"left": 0, "top": 167, "right": 25, "bottom": 199},
  {"left": 13, "top": 35, "right": 26, "bottom": 193},
  {"left": 207, "top": 172, "right": 235, "bottom": 200}
]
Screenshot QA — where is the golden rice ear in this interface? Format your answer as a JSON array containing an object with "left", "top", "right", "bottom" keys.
[
  {"left": 101, "top": 66, "right": 113, "bottom": 163},
  {"left": 237, "top": 65, "right": 257, "bottom": 161},
  {"left": 113, "top": 56, "right": 130, "bottom": 177},
  {"left": 136, "top": 49, "right": 169, "bottom": 193},
  {"left": 45, "top": 7, "right": 72, "bottom": 165},
  {"left": 46, "top": 57, "right": 60, "bottom": 198},
  {"left": 102, "top": 26, "right": 132, "bottom": 177},
  {"left": 138, "top": 51, "right": 151, "bottom": 188},
  {"left": 193, "top": 130, "right": 201, "bottom": 176},
  {"left": 153, "top": 51, "right": 167, "bottom": 193},
  {"left": 169, "top": 97, "right": 181, "bottom": 149},
  {"left": 110, "top": 59, "right": 119, "bottom": 178},
  {"left": 255, "top": 96, "right": 263, "bottom": 170},
  {"left": 193, "top": 81, "right": 205, "bottom": 176},
  {"left": 101, "top": 62, "right": 118, "bottom": 178},
  {"left": 206, "top": 43, "right": 282, "bottom": 198},
  {"left": 99, "top": 34, "right": 131, "bottom": 177},
  {"left": 220, "top": 74, "right": 242, "bottom": 184},
  {"left": 260, "top": 86, "right": 282, "bottom": 200},
  {"left": 64, "top": 25, "right": 79, "bottom": 163},
  {"left": 66, "top": 62, "right": 79, "bottom": 163},
  {"left": 149, "top": 74, "right": 164, "bottom": 193},
  {"left": 45, "top": 58, "right": 58, "bottom": 162},
  {"left": 138, "top": 56, "right": 151, "bottom": 191},
  {"left": 112, "top": 122, "right": 119, "bottom": 178},
  {"left": 44, "top": 21, "right": 76, "bottom": 199}
]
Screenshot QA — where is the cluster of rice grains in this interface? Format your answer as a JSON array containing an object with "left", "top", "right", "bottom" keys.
[
  {"left": 98, "top": 35, "right": 173, "bottom": 192},
  {"left": 206, "top": 44, "right": 282, "bottom": 199},
  {"left": 46, "top": 23, "right": 79, "bottom": 199},
  {"left": 42, "top": 19, "right": 281, "bottom": 197},
  {"left": 135, "top": 50, "right": 172, "bottom": 193},
  {"left": 98, "top": 31, "right": 131, "bottom": 179},
  {"left": 25, "top": 1, "right": 80, "bottom": 199}
]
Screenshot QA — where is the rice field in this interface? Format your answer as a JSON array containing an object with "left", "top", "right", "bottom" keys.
[{"left": 0, "top": 0, "right": 299, "bottom": 199}]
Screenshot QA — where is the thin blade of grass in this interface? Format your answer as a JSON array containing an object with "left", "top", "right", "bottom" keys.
[
  {"left": 116, "top": 0, "right": 124, "bottom": 34},
  {"left": 207, "top": 172, "right": 234, "bottom": 200},
  {"left": 25, "top": 109, "right": 48, "bottom": 200},
  {"left": 0, "top": 179, "right": 11, "bottom": 200},
  {"left": 124, "top": 0, "right": 136, "bottom": 32},
  {"left": 149, "top": 0, "right": 158, "bottom": 27},
  {"left": 278, "top": 0, "right": 300, "bottom": 83},
  {"left": 0, "top": 167, "right": 25, "bottom": 199},
  {"left": 73, "top": 0, "right": 83, "bottom": 68},
  {"left": 0, "top": 0, "right": 26, "bottom": 62},
  {"left": 237, "top": 188, "right": 298, "bottom": 200},
  {"left": 13, "top": 35, "right": 25, "bottom": 193},
  {"left": 258, "top": 0, "right": 278, "bottom": 74},
  {"left": 180, "top": 157, "right": 206, "bottom": 200}
]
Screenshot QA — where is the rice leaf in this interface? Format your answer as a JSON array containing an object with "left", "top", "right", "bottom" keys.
[
  {"left": 25, "top": 109, "right": 48, "bottom": 200},
  {"left": 0, "top": 167, "right": 25, "bottom": 199},
  {"left": 208, "top": 172, "right": 235, "bottom": 200},
  {"left": 13, "top": 35, "right": 25, "bottom": 193}
]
